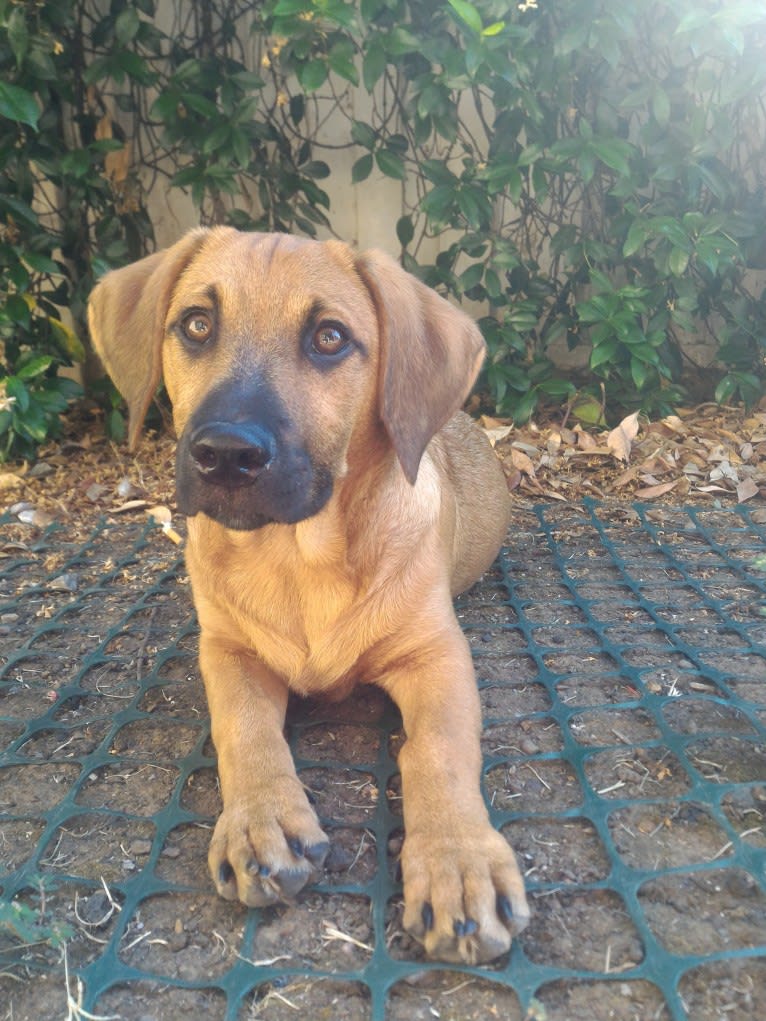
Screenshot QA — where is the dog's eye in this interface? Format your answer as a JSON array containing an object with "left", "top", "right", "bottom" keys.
[
  {"left": 181, "top": 311, "right": 213, "bottom": 345},
  {"left": 312, "top": 323, "right": 349, "bottom": 357}
]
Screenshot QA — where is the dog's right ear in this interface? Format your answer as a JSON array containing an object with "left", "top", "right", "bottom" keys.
[{"left": 87, "top": 228, "right": 211, "bottom": 449}]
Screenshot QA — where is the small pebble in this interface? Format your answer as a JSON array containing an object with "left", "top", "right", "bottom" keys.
[
  {"left": 48, "top": 572, "right": 79, "bottom": 593},
  {"left": 78, "top": 891, "right": 112, "bottom": 928},
  {"left": 168, "top": 930, "right": 188, "bottom": 952},
  {"left": 86, "top": 482, "right": 109, "bottom": 502},
  {"left": 520, "top": 737, "right": 540, "bottom": 755},
  {"left": 116, "top": 477, "right": 141, "bottom": 498},
  {"left": 128, "top": 839, "right": 153, "bottom": 856}
]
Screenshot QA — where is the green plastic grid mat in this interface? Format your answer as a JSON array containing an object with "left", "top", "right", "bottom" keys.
[{"left": 1, "top": 499, "right": 765, "bottom": 1020}]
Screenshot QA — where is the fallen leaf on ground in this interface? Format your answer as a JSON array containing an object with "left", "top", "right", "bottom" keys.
[{"left": 607, "top": 411, "right": 640, "bottom": 462}]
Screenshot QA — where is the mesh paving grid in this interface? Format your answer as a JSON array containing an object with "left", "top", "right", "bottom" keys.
[{"left": 1, "top": 499, "right": 765, "bottom": 1021}]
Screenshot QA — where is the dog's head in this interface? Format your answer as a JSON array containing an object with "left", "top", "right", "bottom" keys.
[{"left": 88, "top": 228, "right": 485, "bottom": 531}]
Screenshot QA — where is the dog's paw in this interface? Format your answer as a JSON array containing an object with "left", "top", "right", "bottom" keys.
[
  {"left": 401, "top": 824, "right": 529, "bottom": 964},
  {"left": 208, "top": 784, "right": 329, "bottom": 907}
]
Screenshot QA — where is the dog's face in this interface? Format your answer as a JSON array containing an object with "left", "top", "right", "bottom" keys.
[
  {"left": 162, "top": 233, "right": 380, "bottom": 530},
  {"left": 88, "top": 227, "right": 486, "bottom": 531}
]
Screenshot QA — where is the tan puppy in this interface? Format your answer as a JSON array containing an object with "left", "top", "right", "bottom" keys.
[{"left": 88, "top": 228, "right": 529, "bottom": 963}]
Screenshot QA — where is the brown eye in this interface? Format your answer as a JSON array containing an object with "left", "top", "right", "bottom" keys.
[
  {"left": 312, "top": 323, "right": 348, "bottom": 357},
  {"left": 181, "top": 310, "right": 213, "bottom": 345}
]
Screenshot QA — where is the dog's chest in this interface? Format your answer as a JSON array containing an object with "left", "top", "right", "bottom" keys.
[{"left": 192, "top": 521, "right": 370, "bottom": 692}]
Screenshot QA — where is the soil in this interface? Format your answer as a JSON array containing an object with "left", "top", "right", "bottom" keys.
[{"left": 1, "top": 408, "right": 765, "bottom": 1020}]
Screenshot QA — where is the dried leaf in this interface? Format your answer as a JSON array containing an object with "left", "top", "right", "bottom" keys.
[
  {"left": 17, "top": 507, "right": 55, "bottom": 527},
  {"left": 146, "top": 505, "right": 172, "bottom": 525},
  {"left": 146, "top": 505, "right": 182, "bottom": 545},
  {"left": 483, "top": 424, "right": 513, "bottom": 447},
  {"left": 510, "top": 448, "right": 536, "bottom": 476},
  {"left": 709, "top": 460, "right": 739, "bottom": 483},
  {"left": 575, "top": 427, "right": 598, "bottom": 451},
  {"left": 634, "top": 479, "right": 679, "bottom": 500},
  {"left": 613, "top": 464, "right": 641, "bottom": 489},
  {"left": 506, "top": 469, "right": 522, "bottom": 491},
  {"left": 111, "top": 499, "right": 150, "bottom": 514},
  {"left": 607, "top": 411, "right": 640, "bottom": 463},
  {"left": 546, "top": 432, "right": 562, "bottom": 457},
  {"left": 736, "top": 478, "right": 759, "bottom": 502}
]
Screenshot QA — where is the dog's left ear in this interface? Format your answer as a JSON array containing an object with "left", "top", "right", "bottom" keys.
[
  {"left": 357, "top": 249, "right": 486, "bottom": 484},
  {"left": 87, "top": 228, "right": 213, "bottom": 449}
]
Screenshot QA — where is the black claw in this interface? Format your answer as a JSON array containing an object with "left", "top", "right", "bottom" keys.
[
  {"left": 304, "top": 840, "right": 330, "bottom": 867},
  {"left": 497, "top": 894, "right": 514, "bottom": 925},
  {"left": 287, "top": 837, "right": 304, "bottom": 858},
  {"left": 247, "top": 859, "right": 271, "bottom": 877},
  {"left": 219, "top": 861, "right": 235, "bottom": 885},
  {"left": 454, "top": 917, "right": 478, "bottom": 938},
  {"left": 421, "top": 902, "right": 434, "bottom": 932}
]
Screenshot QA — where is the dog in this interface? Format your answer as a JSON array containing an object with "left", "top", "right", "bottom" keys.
[{"left": 87, "top": 228, "right": 529, "bottom": 963}]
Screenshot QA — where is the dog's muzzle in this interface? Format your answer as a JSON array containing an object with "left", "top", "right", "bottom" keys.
[{"left": 175, "top": 376, "right": 334, "bottom": 531}]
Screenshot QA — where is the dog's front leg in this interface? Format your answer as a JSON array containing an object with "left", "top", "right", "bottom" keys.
[
  {"left": 200, "top": 633, "right": 329, "bottom": 907},
  {"left": 380, "top": 624, "right": 530, "bottom": 964}
]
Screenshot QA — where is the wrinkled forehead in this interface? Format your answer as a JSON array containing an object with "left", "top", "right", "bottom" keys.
[{"left": 167, "top": 232, "right": 377, "bottom": 331}]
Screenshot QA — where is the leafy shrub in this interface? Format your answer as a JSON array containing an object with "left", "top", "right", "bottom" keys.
[
  {"left": 1, "top": 0, "right": 764, "bottom": 458},
  {"left": 261, "top": 0, "right": 766, "bottom": 421}
]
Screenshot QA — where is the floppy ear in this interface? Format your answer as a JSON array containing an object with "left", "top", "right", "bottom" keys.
[
  {"left": 357, "top": 249, "right": 486, "bottom": 484},
  {"left": 87, "top": 228, "right": 211, "bottom": 449}
]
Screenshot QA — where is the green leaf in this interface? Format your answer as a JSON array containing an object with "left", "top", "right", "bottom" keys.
[
  {"left": 447, "top": 0, "right": 483, "bottom": 35},
  {"left": 49, "top": 318, "right": 86, "bottom": 362},
  {"left": 630, "top": 356, "right": 649, "bottom": 390},
  {"left": 5, "top": 376, "right": 30, "bottom": 412},
  {"left": 714, "top": 373, "right": 737, "bottom": 405},
  {"left": 7, "top": 7, "right": 29, "bottom": 67},
  {"left": 590, "top": 338, "right": 618, "bottom": 368},
  {"left": 0, "top": 195, "right": 39, "bottom": 227},
  {"left": 396, "top": 215, "right": 414, "bottom": 248},
  {"left": 591, "top": 138, "right": 632, "bottom": 177},
  {"left": 115, "top": 8, "right": 141, "bottom": 44},
  {"left": 459, "top": 263, "right": 484, "bottom": 291},
  {"left": 375, "top": 148, "right": 406, "bottom": 180},
  {"left": 421, "top": 185, "right": 456, "bottom": 224},
  {"left": 652, "top": 86, "right": 670, "bottom": 127},
  {"left": 351, "top": 154, "right": 373, "bottom": 183},
  {"left": 669, "top": 247, "right": 690, "bottom": 277},
  {"left": 511, "top": 388, "right": 539, "bottom": 425},
  {"left": 329, "top": 49, "right": 359, "bottom": 85},
  {"left": 572, "top": 393, "right": 607, "bottom": 426},
  {"left": 351, "top": 120, "right": 376, "bottom": 149},
  {"left": 363, "top": 37, "right": 387, "bottom": 90},
  {"left": 299, "top": 59, "right": 328, "bottom": 93},
  {"left": 16, "top": 355, "right": 53, "bottom": 380},
  {"left": 0, "top": 81, "right": 39, "bottom": 129}
]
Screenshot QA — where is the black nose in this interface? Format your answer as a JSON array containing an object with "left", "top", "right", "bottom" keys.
[{"left": 189, "top": 422, "right": 275, "bottom": 488}]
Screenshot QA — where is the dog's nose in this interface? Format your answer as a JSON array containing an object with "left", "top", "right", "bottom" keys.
[{"left": 189, "top": 422, "right": 275, "bottom": 487}]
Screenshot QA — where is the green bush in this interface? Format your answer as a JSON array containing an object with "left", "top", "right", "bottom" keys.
[
  {"left": 262, "top": 0, "right": 766, "bottom": 421},
  {"left": 1, "top": 0, "right": 764, "bottom": 457}
]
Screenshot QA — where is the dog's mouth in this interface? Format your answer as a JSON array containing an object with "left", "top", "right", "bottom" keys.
[{"left": 174, "top": 424, "right": 334, "bottom": 531}]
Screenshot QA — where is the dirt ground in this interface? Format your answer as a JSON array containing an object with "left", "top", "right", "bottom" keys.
[{"left": 1, "top": 408, "right": 765, "bottom": 1020}]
